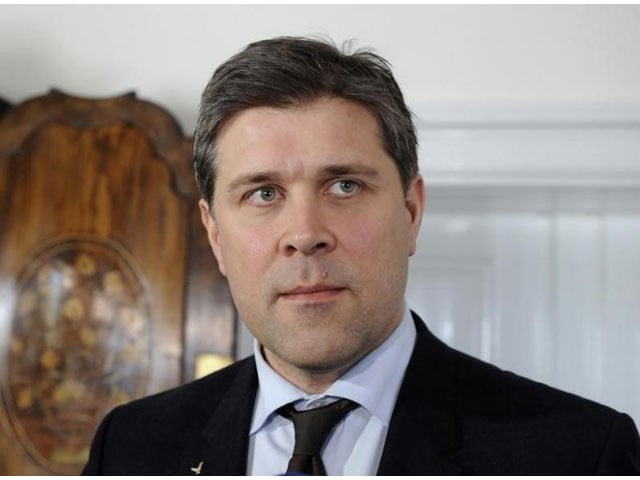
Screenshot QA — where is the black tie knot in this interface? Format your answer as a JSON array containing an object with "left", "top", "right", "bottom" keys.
[{"left": 278, "top": 398, "right": 358, "bottom": 475}]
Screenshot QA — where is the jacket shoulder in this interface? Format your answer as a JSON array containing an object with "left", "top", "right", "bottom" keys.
[
  {"left": 83, "top": 356, "right": 257, "bottom": 475},
  {"left": 409, "top": 314, "right": 639, "bottom": 474},
  {"left": 451, "top": 348, "right": 640, "bottom": 473},
  {"left": 115, "top": 356, "right": 255, "bottom": 416},
  {"left": 454, "top": 346, "right": 618, "bottom": 417}
]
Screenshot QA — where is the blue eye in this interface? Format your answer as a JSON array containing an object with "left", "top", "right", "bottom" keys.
[
  {"left": 247, "top": 187, "right": 281, "bottom": 205},
  {"left": 328, "top": 179, "right": 361, "bottom": 196}
]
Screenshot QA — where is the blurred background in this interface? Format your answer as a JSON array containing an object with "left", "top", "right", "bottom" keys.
[{"left": 0, "top": 4, "right": 639, "bottom": 474}]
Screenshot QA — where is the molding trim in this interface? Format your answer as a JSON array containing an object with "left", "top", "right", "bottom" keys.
[
  {"left": 423, "top": 186, "right": 640, "bottom": 214},
  {"left": 412, "top": 102, "right": 640, "bottom": 188}
]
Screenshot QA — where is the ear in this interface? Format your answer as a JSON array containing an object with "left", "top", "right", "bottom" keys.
[
  {"left": 404, "top": 175, "right": 425, "bottom": 257},
  {"left": 198, "top": 199, "right": 227, "bottom": 277}
]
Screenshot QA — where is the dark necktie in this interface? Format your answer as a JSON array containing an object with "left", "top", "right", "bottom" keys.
[{"left": 278, "top": 398, "right": 358, "bottom": 475}]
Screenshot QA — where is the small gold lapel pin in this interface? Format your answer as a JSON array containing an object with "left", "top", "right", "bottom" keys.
[{"left": 191, "top": 461, "right": 204, "bottom": 475}]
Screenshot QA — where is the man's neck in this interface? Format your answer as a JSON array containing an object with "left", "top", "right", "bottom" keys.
[{"left": 261, "top": 348, "right": 359, "bottom": 394}]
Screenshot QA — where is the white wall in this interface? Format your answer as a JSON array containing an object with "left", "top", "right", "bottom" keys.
[
  {"left": 2, "top": 5, "right": 640, "bottom": 423},
  {"left": 1, "top": 5, "right": 640, "bottom": 133}
]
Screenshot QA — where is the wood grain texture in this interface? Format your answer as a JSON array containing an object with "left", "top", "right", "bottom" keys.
[{"left": 0, "top": 91, "right": 234, "bottom": 474}]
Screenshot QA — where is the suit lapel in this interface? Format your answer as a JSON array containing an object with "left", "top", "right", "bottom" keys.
[
  {"left": 377, "top": 312, "right": 463, "bottom": 475},
  {"left": 180, "top": 357, "right": 259, "bottom": 475},
  {"left": 177, "top": 313, "right": 463, "bottom": 475}
]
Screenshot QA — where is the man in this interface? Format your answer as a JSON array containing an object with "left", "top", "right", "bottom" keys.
[{"left": 83, "top": 37, "right": 640, "bottom": 475}]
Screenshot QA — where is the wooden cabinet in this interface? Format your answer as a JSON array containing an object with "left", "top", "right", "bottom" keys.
[
  {"left": 0, "top": 99, "right": 10, "bottom": 117},
  {"left": 0, "top": 91, "right": 235, "bottom": 474}
]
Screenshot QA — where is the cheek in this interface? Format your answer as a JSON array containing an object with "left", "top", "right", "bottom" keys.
[
  {"left": 340, "top": 210, "right": 408, "bottom": 260},
  {"left": 218, "top": 223, "right": 277, "bottom": 279}
]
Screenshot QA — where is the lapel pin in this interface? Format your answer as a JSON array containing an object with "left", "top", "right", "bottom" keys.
[{"left": 190, "top": 461, "right": 204, "bottom": 475}]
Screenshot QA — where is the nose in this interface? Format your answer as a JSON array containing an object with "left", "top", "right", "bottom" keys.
[{"left": 279, "top": 196, "right": 337, "bottom": 256}]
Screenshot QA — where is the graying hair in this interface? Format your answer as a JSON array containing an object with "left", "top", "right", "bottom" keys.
[{"left": 193, "top": 36, "right": 418, "bottom": 204}]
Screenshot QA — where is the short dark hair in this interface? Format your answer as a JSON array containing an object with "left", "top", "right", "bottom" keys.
[{"left": 193, "top": 36, "right": 418, "bottom": 204}]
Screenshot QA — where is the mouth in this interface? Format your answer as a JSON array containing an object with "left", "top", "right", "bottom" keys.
[{"left": 279, "top": 284, "right": 346, "bottom": 302}]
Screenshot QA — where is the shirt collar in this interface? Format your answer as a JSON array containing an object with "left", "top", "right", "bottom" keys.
[{"left": 250, "top": 305, "right": 416, "bottom": 434}]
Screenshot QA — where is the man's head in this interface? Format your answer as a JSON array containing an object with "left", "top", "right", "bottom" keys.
[
  {"left": 193, "top": 36, "right": 418, "bottom": 205},
  {"left": 195, "top": 37, "right": 424, "bottom": 392}
]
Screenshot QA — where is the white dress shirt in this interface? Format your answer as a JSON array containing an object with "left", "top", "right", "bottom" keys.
[{"left": 247, "top": 306, "right": 417, "bottom": 475}]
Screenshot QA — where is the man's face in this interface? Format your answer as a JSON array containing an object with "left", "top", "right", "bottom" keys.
[{"left": 199, "top": 97, "right": 424, "bottom": 386}]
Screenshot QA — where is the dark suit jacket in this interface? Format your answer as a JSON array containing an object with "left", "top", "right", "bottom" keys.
[{"left": 83, "top": 314, "right": 640, "bottom": 475}]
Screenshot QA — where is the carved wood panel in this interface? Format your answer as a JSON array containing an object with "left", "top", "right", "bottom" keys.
[
  {"left": 0, "top": 92, "right": 235, "bottom": 474},
  {"left": 0, "top": 98, "right": 10, "bottom": 118}
]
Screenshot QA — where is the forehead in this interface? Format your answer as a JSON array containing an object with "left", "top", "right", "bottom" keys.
[{"left": 213, "top": 97, "right": 393, "bottom": 183}]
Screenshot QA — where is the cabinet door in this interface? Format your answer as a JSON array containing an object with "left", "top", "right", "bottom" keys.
[{"left": 0, "top": 92, "right": 234, "bottom": 474}]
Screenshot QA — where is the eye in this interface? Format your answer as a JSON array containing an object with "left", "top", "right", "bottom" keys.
[
  {"left": 327, "top": 179, "right": 361, "bottom": 197},
  {"left": 246, "top": 186, "right": 282, "bottom": 205}
]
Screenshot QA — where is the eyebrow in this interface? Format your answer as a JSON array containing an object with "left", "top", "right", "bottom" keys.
[
  {"left": 225, "top": 163, "right": 381, "bottom": 194},
  {"left": 226, "top": 171, "right": 283, "bottom": 194},
  {"left": 321, "top": 164, "right": 380, "bottom": 178}
]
